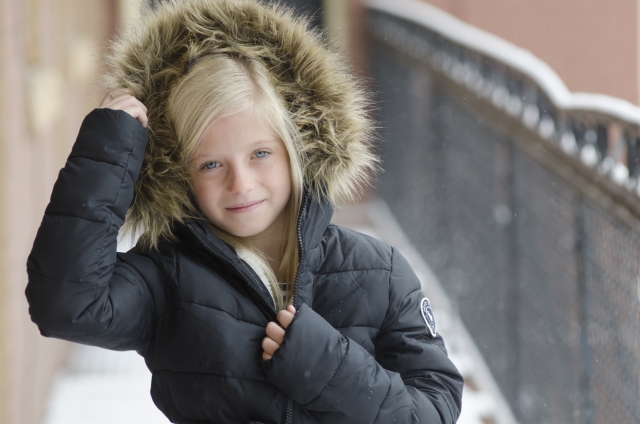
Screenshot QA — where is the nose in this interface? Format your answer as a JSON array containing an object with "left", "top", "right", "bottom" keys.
[{"left": 226, "top": 164, "right": 255, "bottom": 195}]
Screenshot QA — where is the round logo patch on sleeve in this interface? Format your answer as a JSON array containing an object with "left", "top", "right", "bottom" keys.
[{"left": 420, "top": 297, "right": 437, "bottom": 337}]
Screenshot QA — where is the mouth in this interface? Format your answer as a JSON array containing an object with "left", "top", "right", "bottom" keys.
[{"left": 225, "top": 200, "right": 265, "bottom": 213}]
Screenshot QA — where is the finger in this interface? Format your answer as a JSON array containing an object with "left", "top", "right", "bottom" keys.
[
  {"left": 121, "top": 106, "right": 148, "bottom": 128},
  {"left": 108, "top": 101, "right": 149, "bottom": 128},
  {"left": 99, "top": 93, "right": 113, "bottom": 107},
  {"left": 265, "top": 321, "right": 285, "bottom": 345},
  {"left": 113, "top": 94, "right": 148, "bottom": 114},
  {"left": 101, "top": 94, "right": 141, "bottom": 111},
  {"left": 261, "top": 336, "right": 280, "bottom": 356},
  {"left": 287, "top": 305, "right": 296, "bottom": 314},
  {"left": 133, "top": 107, "right": 149, "bottom": 128},
  {"left": 262, "top": 352, "right": 272, "bottom": 361},
  {"left": 107, "top": 95, "right": 142, "bottom": 111},
  {"left": 277, "top": 309, "right": 295, "bottom": 329},
  {"left": 107, "top": 91, "right": 132, "bottom": 102},
  {"left": 98, "top": 92, "right": 133, "bottom": 108}
]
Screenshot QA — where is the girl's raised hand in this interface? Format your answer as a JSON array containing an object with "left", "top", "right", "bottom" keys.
[
  {"left": 99, "top": 92, "right": 149, "bottom": 128},
  {"left": 262, "top": 305, "right": 296, "bottom": 361}
]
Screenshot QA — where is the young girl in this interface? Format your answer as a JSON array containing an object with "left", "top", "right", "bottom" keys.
[{"left": 26, "top": 0, "right": 462, "bottom": 423}]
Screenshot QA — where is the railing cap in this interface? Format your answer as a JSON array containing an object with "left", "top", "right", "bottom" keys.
[{"left": 367, "top": 0, "right": 640, "bottom": 126}]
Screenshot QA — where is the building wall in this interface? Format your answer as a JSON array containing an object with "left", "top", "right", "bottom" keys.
[
  {"left": 323, "top": 0, "right": 371, "bottom": 78},
  {"left": 421, "top": 0, "right": 639, "bottom": 104},
  {"left": 0, "top": 0, "right": 116, "bottom": 423}
]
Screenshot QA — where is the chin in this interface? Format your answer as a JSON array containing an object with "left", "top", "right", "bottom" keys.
[
  {"left": 223, "top": 224, "right": 266, "bottom": 239},
  {"left": 231, "top": 230, "right": 260, "bottom": 238}
]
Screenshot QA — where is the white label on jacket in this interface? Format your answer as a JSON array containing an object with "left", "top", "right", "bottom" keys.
[{"left": 420, "top": 297, "right": 437, "bottom": 337}]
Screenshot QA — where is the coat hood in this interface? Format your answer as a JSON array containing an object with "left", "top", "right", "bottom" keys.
[{"left": 102, "top": 0, "right": 378, "bottom": 247}]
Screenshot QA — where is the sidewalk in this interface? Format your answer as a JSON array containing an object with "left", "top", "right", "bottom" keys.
[
  {"left": 41, "top": 345, "right": 169, "bottom": 424},
  {"left": 41, "top": 200, "right": 516, "bottom": 424}
]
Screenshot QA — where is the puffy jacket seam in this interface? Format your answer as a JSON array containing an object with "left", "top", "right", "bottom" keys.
[
  {"left": 112, "top": 261, "right": 142, "bottom": 279},
  {"left": 176, "top": 300, "right": 265, "bottom": 327},
  {"left": 28, "top": 269, "right": 122, "bottom": 285},
  {"left": 375, "top": 287, "right": 425, "bottom": 355},
  {"left": 370, "top": 248, "right": 395, "bottom": 348},
  {"left": 337, "top": 226, "right": 381, "bottom": 243},
  {"left": 401, "top": 369, "right": 444, "bottom": 381},
  {"left": 334, "top": 324, "right": 377, "bottom": 329},
  {"left": 403, "top": 287, "right": 423, "bottom": 299},
  {"left": 93, "top": 122, "right": 136, "bottom": 282},
  {"left": 382, "top": 247, "right": 394, "bottom": 333},
  {"left": 150, "top": 379, "right": 174, "bottom": 422},
  {"left": 299, "top": 337, "right": 350, "bottom": 407},
  {"left": 153, "top": 369, "right": 275, "bottom": 383},
  {"left": 323, "top": 276, "right": 371, "bottom": 311},
  {"left": 174, "top": 250, "right": 184, "bottom": 300},
  {"left": 318, "top": 268, "right": 391, "bottom": 276},
  {"left": 115, "top": 261, "right": 155, "bottom": 334},
  {"left": 155, "top": 307, "right": 171, "bottom": 322},
  {"left": 416, "top": 387, "right": 455, "bottom": 423},
  {"left": 27, "top": 264, "right": 150, "bottom": 288},
  {"left": 42, "top": 212, "right": 120, "bottom": 225},
  {"left": 41, "top": 317, "right": 153, "bottom": 340},
  {"left": 27, "top": 268, "right": 105, "bottom": 285},
  {"left": 371, "top": 373, "right": 393, "bottom": 424},
  {"left": 379, "top": 283, "right": 424, "bottom": 331},
  {"left": 67, "top": 154, "right": 127, "bottom": 168},
  {"left": 182, "top": 307, "right": 217, "bottom": 374},
  {"left": 400, "top": 370, "right": 425, "bottom": 380},
  {"left": 89, "top": 124, "right": 136, "bottom": 319},
  {"left": 82, "top": 293, "right": 152, "bottom": 341},
  {"left": 417, "top": 383, "right": 457, "bottom": 418},
  {"left": 116, "top": 120, "right": 138, "bottom": 192}
]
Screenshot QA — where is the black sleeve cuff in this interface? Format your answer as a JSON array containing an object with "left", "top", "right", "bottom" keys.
[{"left": 261, "top": 303, "right": 347, "bottom": 405}]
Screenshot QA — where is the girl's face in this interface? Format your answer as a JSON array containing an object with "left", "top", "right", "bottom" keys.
[{"left": 189, "top": 108, "right": 292, "bottom": 242}]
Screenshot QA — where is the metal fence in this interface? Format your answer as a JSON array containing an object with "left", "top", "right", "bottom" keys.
[{"left": 367, "top": 3, "right": 640, "bottom": 424}]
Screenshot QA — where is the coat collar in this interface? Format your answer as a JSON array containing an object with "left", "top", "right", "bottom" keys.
[
  {"left": 298, "top": 190, "right": 334, "bottom": 253},
  {"left": 171, "top": 189, "right": 333, "bottom": 314}
]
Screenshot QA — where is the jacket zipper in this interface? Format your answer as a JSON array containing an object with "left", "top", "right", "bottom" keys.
[
  {"left": 291, "top": 190, "right": 308, "bottom": 309},
  {"left": 285, "top": 191, "right": 308, "bottom": 424},
  {"left": 186, "top": 223, "right": 278, "bottom": 317},
  {"left": 189, "top": 190, "right": 309, "bottom": 424},
  {"left": 285, "top": 399, "right": 293, "bottom": 424},
  {"left": 190, "top": 223, "right": 296, "bottom": 423}
]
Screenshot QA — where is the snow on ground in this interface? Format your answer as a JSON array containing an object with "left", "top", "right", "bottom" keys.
[{"left": 42, "top": 345, "right": 169, "bottom": 424}]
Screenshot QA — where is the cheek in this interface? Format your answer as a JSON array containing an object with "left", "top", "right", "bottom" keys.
[
  {"left": 273, "top": 161, "right": 292, "bottom": 201},
  {"left": 191, "top": 177, "right": 218, "bottom": 210},
  {"left": 190, "top": 177, "right": 204, "bottom": 204}
]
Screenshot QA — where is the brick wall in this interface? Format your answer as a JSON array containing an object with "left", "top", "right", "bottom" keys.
[{"left": 0, "top": 0, "right": 116, "bottom": 422}]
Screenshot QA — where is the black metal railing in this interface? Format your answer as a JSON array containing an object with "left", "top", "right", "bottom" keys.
[{"left": 367, "top": 2, "right": 640, "bottom": 424}]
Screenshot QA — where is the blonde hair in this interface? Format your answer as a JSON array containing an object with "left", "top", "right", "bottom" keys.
[{"left": 167, "top": 54, "right": 304, "bottom": 310}]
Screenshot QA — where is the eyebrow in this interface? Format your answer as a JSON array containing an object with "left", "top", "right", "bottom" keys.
[
  {"left": 247, "top": 137, "right": 281, "bottom": 146},
  {"left": 191, "top": 138, "right": 281, "bottom": 161}
]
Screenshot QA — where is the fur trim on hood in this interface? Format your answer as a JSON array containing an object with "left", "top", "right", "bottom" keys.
[{"left": 102, "top": 0, "right": 378, "bottom": 248}]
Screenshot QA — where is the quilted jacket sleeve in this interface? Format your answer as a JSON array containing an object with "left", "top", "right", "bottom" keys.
[
  {"left": 26, "top": 108, "right": 156, "bottom": 354},
  {"left": 262, "top": 248, "right": 463, "bottom": 423}
]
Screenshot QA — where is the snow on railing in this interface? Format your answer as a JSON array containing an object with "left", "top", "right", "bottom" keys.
[{"left": 367, "top": 0, "right": 640, "bottom": 195}]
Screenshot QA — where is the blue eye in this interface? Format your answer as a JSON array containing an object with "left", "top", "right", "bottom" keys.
[
  {"left": 203, "top": 161, "right": 219, "bottom": 169},
  {"left": 255, "top": 151, "right": 268, "bottom": 158}
]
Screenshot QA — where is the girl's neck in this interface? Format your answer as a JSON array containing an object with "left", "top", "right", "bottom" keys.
[{"left": 241, "top": 213, "right": 286, "bottom": 276}]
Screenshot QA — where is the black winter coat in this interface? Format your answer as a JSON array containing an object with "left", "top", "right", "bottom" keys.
[{"left": 26, "top": 109, "right": 463, "bottom": 423}]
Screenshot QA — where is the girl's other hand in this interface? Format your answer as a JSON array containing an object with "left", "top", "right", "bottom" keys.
[
  {"left": 99, "top": 92, "right": 148, "bottom": 128},
  {"left": 262, "top": 305, "right": 296, "bottom": 361}
]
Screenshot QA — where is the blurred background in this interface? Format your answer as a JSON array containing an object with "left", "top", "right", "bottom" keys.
[{"left": 2, "top": 0, "right": 640, "bottom": 423}]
